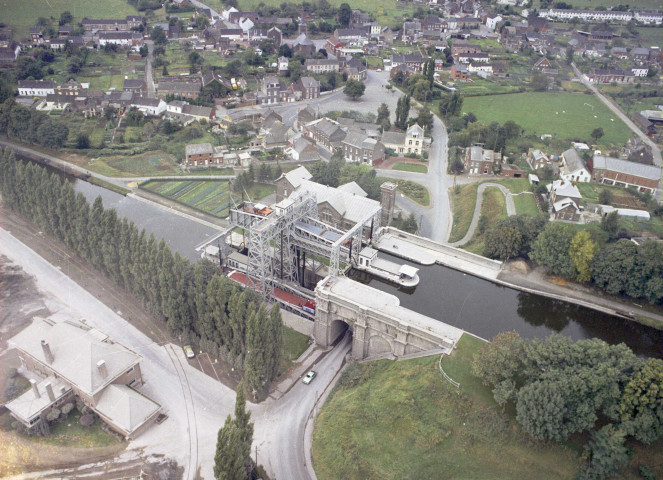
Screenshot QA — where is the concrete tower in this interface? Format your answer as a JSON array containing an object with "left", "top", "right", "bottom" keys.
[{"left": 380, "top": 182, "right": 397, "bottom": 227}]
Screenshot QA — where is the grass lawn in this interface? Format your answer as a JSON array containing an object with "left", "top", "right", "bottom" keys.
[
  {"left": 141, "top": 180, "right": 232, "bottom": 217},
  {"left": 449, "top": 182, "right": 479, "bottom": 243},
  {"left": 1, "top": 0, "right": 139, "bottom": 37},
  {"left": 393, "top": 179, "right": 430, "bottom": 206},
  {"left": 464, "top": 186, "right": 507, "bottom": 255},
  {"left": 462, "top": 93, "right": 633, "bottom": 148},
  {"left": 391, "top": 162, "right": 428, "bottom": 174},
  {"left": 33, "top": 409, "right": 121, "bottom": 448},
  {"left": 283, "top": 327, "right": 310, "bottom": 362},
  {"left": 313, "top": 334, "right": 582, "bottom": 480},
  {"left": 513, "top": 193, "right": 540, "bottom": 216}
]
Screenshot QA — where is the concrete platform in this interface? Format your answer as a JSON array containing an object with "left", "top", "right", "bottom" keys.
[{"left": 375, "top": 228, "right": 503, "bottom": 281}]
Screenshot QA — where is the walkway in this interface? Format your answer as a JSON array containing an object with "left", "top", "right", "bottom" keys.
[{"left": 450, "top": 182, "right": 516, "bottom": 247}]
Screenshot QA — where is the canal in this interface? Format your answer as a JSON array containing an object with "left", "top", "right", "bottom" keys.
[
  {"left": 14, "top": 154, "right": 663, "bottom": 358},
  {"left": 16, "top": 155, "right": 221, "bottom": 263},
  {"left": 351, "top": 252, "right": 663, "bottom": 358}
]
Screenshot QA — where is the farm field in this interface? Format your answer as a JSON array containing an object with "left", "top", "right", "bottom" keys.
[
  {"left": 140, "top": 180, "right": 275, "bottom": 217},
  {"left": 462, "top": 93, "right": 633, "bottom": 148},
  {"left": 141, "top": 180, "right": 232, "bottom": 217},
  {"left": 313, "top": 335, "right": 582, "bottom": 480},
  {"left": 1, "top": 0, "right": 140, "bottom": 37},
  {"left": 88, "top": 152, "right": 181, "bottom": 177}
]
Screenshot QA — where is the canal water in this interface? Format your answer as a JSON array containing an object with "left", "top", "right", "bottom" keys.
[
  {"left": 16, "top": 155, "right": 221, "bottom": 263},
  {"left": 350, "top": 252, "right": 663, "bottom": 358}
]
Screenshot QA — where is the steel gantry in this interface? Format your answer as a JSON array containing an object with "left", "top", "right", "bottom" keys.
[{"left": 228, "top": 190, "right": 382, "bottom": 303}]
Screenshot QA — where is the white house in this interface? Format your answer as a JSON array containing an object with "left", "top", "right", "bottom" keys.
[
  {"left": 131, "top": 97, "right": 166, "bottom": 116},
  {"left": 486, "top": 14, "right": 503, "bottom": 30},
  {"left": 468, "top": 63, "right": 493, "bottom": 75},
  {"left": 239, "top": 17, "right": 254, "bottom": 33},
  {"left": 278, "top": 56, "right": 289, "bottom": 75},
  {"left": 560, "top": 148, "right": 591, "bottom": 183},
  {"left": 18, "top": 80, "right": 56, "bottom": 97},
  {"left": 628, "top": 67, "right": 649, "bottom": 77}
]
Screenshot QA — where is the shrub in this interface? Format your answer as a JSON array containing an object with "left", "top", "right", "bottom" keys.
[
  {"left": 80, "top": 413, "right": 95, "bottom": 426},
  {"left": 46, "top": 408, "right": 61, "bottom": 422},
  {"left": 61, "top": 402, "right": 74, "bottom": 415}
]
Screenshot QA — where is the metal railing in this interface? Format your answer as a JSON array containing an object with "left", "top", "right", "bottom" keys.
[{"left": 438, "top": 354, "right": 460, "bottom": 389}]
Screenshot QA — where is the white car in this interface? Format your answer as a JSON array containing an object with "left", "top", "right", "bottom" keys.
[{"left": 302, "top": 370, "right": 317, "bottom": 385}]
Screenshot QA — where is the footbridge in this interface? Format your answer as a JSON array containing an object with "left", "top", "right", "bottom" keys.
[{"left": 313, "top": 276, "right": 463, "bottom": 360}]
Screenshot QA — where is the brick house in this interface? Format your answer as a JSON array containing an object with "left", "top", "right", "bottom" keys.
[
  {"left": 5, "top": 318, "right": 160, "bottom": 439},
  {"left": 465, "top": 145, "right": 500, "bottom": 175},
  {"left": 548, "top": 179, "right": 583, "bottom": 222},
  {"left": 588, "top": 154, "right": 662, "bottom": 193},
  {"left": 450, "top": 62, "right": 469, "bottom": 81},
  {"left": 294, "top": 76, "right": 320, "bottom": 100},
  {"left": 391, "top": 54, "right": 425, "bottom": 72},
  {"left": 303, "top": 118, "right": 346, "bottom": 152},
  {"left": 381, "top": 124, "right": 427, "bottom": 155},
  {"left": 275, "top": 165, "right": 313, "bottom": 202},
  {"left": 185, "top": 142, "right": 214, "bottom": 167},
  {"left": 342, "top": 130, "right": 385, "bottom": 166}
]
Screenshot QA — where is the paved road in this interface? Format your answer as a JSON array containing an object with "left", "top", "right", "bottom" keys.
[
  {"left": 253, "top": 335, "right": 351, "bottom": 480},
  {"left": 449, "top": 183, "right": 516, "bottom": 247},
  {"left": 571, "top": 62, "right": 662, "bottom": 168},
  {"left": 145, "top": 40, "right": 155, "bottom": 97}
]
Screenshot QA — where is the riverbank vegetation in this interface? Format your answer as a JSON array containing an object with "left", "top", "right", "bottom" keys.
[
  {"left": 0, "top": 150, "right": 283, "bottom": 400},
  {"left": 313, "top": 333, "right": 663, "bottom": 480},
  {"left": 483, "top": 213, "right": 663, "bottom": 308},
  {"left": 464, "top": 187, "right": 507, "bottom": 255}
]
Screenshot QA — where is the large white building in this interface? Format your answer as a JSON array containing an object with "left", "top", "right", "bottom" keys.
[{"left": 539, "top": 8, "right": 634, "bottom": 22}]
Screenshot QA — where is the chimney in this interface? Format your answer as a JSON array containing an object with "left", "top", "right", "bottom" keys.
[
  {"left": 97, "top": 360, "right": 108, "bottom": 378},
  {"left": 30, "top": 379, "right": 40, "bottom": 398},
  {"left": 41, "top": 340, "right": 54, "bottom": 364},
  {"left": 45, "top": 382, "right": 55, "bottom": 402}
]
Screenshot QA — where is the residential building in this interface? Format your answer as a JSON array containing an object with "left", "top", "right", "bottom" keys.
[
  {"left": 560, "top": 148, "right": 591, "bottom": 183},
  {"left": 292, "top": 33, "right": 315, "bottom": 56},
  {"left": 538, "top": 9, "right": 633, "bottom": 23},
  {"left": 342, "top": 130, "right": 385, "bottom": 166},
  {"left": 381, "top": 124, "right": 427, "bottom": 155},
  {"left": 634, "top": 10, "right": 663, "bottom": 25},
  {"left": 390, "top": 54, "right": 425, "bottom": 71},
  {"left": 465, "top": 145, "right": 500, "bottom": 175},
  {"left": 303, "top": 118, "right": 346, "bottom": 152},
  {"left": 285, "top": 136, "right": 321, "bottom": 163},
  {"left": 18, "top": 80, "right": 56, "bottom": 97},
  {"left": 156, "top": 78, "right": 201, "bottom": 99},
  {"left": 588, "top": 154, "right": 661, "bottom": 193},
  {"left": 81, "top": 16, "right": 143, "bottom": 32},
  {"left": 123, "top": 78, "right": 146, "bottom": 94},
  {"left": 294, "top": 77, "right": 320, "bottom": 100},
  {"left": 5, "top": 318, "right": 160, "bottom": 439},
  {"left": 275, "top": 165, "right": 314, "bottom": 202},
  {"left": 548, "top": 179, "right": 583, "bottom": 222},
  {"left": 278, "top": 56, "right": 289, "bottom": 75},
  {"left": 296, "top": 105, "right": 316, "bottom": 131},
  {"left": 185, "top": 142, "right": 214, "bottom": 167},
  {"left": 98, "top": 31, "right": 143, "bottom": 49},
  {"left": 259, "top": 76, "right": 284, "bottom": 105},
  {"left": 130, "top": 97, "right": 166, "bottom": 116},
  {"left": 451, "top": 62, "right": 469, "bottom": 81},
  {"left": 457, "top": 52, "right": 490, "bottom": 64},
  {"left": 304, "top": 58, "right": 341, "bottom": 73}
]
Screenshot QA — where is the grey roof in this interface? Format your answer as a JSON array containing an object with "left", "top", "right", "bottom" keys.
[
  {"left": 185, "top": 143, "right": 213, "bottom": 155},
  {"left": 182, "top": 104, "right": 213, "bottom": 117},
  {"left": 337, "top": 181, "right": 367, "bottom": 197},
  {"left": 342, "top": 130, "right": 370, "bottom": 149},
  {"left": 298, "top": 76, "right": 320, "bottom": 88},
  {"left": 282, "top": 165, "right": 313, "bottom": 188},
  {"left": 123, "top": 79, "right": 144, "bottom": 89},
  {"left": 94, "top": 384, "right": 160, "bottom": 436},
  {"left": 296, "top": 179, "right": 381, "bottom": 224},
  {"left": 562, "top": 148, "right": 585, "bottom": 172},
  {"left": 310, "top": 118, "right": 343, "bottom": 138},
  {"left": 131, "top": 96, "right": 162, "bottom": 107},
  {"left": 305, "top": 58, "right": 340, "bottom": 66},
  {"left": 158, "top": 81, "right": 201, "bottom": 93},
  {"left": 294, "top": 33, "right": 312, "bottom": 46},
  {"left": 5, "top": 376, "right": 72, "bottom": 423},
  {"left": 381, "top": 131, "right": 406, "bottom": 146},
  {"left": 592, "top": 155, "right": 661, "bottom": 180},
  {"left": 18, "top": 80, "right": 56, "bottom": 89},
  {"left": 8, "top": 319, "right": 140, "bottom": 397}
]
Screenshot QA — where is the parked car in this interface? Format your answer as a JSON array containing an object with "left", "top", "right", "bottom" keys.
[
  {"left": 183, "top": 345, "right": 195, "bottom": 359},
  {"left": 302, "top": 370, "right": 317, "bottom": 384}
]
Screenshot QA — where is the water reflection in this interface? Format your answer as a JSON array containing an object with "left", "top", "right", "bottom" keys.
[{"left": 350, "top": 252, "right": 663, "bottom": 358}]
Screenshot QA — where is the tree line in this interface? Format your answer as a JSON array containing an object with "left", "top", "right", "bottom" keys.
[
  {"left": 0, "top": 98, "right": 70, "bottom": 150},
  {"left": 472, "top": 332, "right": 662, "bottom": 479},
  {"left": 0, "top": 150, "right": 283, "bottom": 400},
  {"left": 483, "top": 213, "right": 663, "bottom": 305}
]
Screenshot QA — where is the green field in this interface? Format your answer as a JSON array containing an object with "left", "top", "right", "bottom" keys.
[
  {"left": 141, "top": 180, "right": 233, "bottom": 217},
  {"left": 393, "top": 179, "right": 429, "bottom": 206},
  {"left": 1, "top": 0, "right": 140, "bottom": 37},
  {"left": 88, "top": 152, "right": 181, "bottom": 177},
  {"left": 513, "top": 193, "right": 540, "bottom": 216},
  {"left": 462, "top": 93, "right": 633, "bottom": 148},
  {"left": 313, "top": 334, "right": 582, "bottom": 480},
  {"left": 391, "top": 162, "right": 428, "bottom": 174},
  {"left": 283, "top": 327, "right": 310, "bottom": 362},
  {"left": 234, "top": 0, "right": 415, "bottom": 28}
]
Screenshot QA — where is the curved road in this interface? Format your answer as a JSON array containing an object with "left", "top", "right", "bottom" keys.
[{"left": 449, "top": 182, "right": 516, "bottom": 247}]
